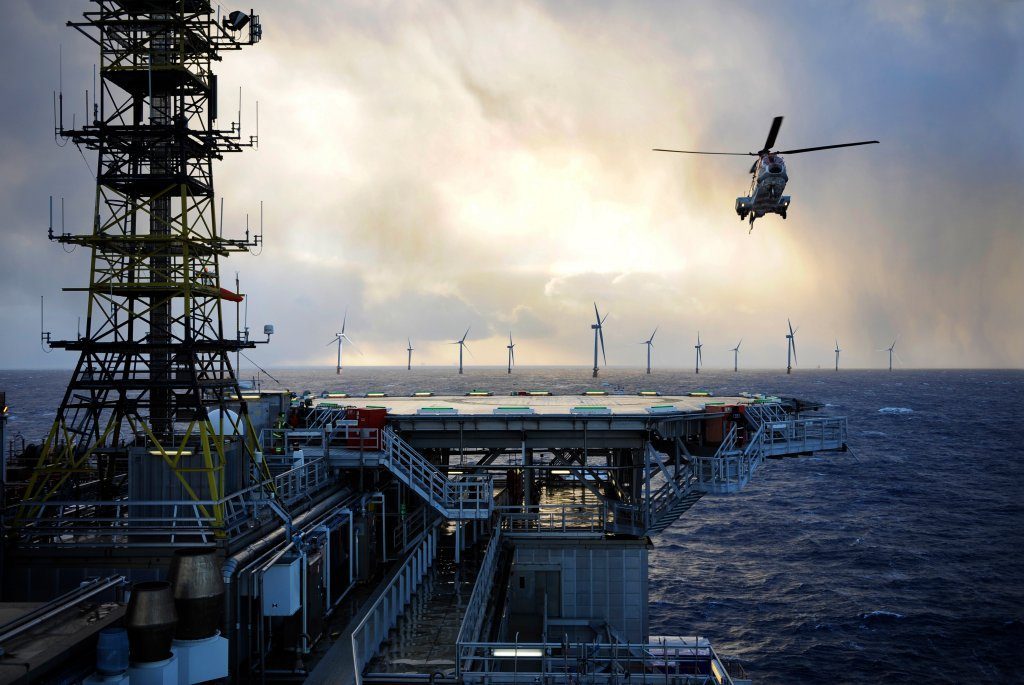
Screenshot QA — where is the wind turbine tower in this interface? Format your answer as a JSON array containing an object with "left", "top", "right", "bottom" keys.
[
  {"left": 407, "top": 338, "right": 414, "bottom": 370},
  {"left": 694, "top": 332, "right": 703, "bottom": 374},
  {"left": 730, "top": 339, "right": 742, "bottom": 372},
  {"left": 885, "top": 337, "right": 898, "bottom": 371},
  {"left": 786, "top": 319, "right": 798, "bottom": 375},
  {"left": 452, "top": 327, "right": 471, "bottom": 375},
  {"left": 591, "top": 303, "right": 608, "bottom": 378},
  {"left": 642, "top": 327, "right": 657, "bottom": 374},
  {"left": 834, "top": 339, "right": 841, "bottom": 371},
  {"left": 327, "top": 310, "right": 355, "bottom": 374},
  {"left": 507, "top": 332, "right": 516, "bottom": 374}
]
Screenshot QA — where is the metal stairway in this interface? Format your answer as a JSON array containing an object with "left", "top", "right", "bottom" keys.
[
  {"left": 380, "top": 427, "right": 493, "bottom": 521},
  {"left": 645, "top": 443, "right": 705, "bottom": 535}
]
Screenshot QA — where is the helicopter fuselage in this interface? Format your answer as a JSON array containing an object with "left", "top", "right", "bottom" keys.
[{"left": 736, "top": 153, "right": 790, "bottom": 224}]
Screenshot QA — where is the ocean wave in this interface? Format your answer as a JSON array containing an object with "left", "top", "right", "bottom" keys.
[
  {"left": 860, "top": 610, "right": 905, "bottom": 622},
  {"left": 878, "top": 407, "right": 914, "bottom": 414}
]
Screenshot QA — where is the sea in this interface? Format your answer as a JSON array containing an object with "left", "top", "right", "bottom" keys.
[{"left": 1, "top": 367, "right": 1022, "bottom": 683}]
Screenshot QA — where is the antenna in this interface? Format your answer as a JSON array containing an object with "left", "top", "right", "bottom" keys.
[{"left": 40, "top": 296, "right": 52, "bottom": 352}]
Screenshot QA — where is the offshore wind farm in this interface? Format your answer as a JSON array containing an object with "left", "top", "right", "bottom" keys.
[{"left": 0, "top": 2, "right": 1020, "bottom": 685}]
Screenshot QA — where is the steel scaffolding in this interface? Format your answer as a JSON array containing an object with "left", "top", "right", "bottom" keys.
[{"left": 17, "top": 1, "right": 269, "bottom": 541}]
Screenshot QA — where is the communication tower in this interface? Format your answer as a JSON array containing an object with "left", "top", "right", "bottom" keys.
[{"left": 17, "top": 1, "right": 269, "bottom": 545}]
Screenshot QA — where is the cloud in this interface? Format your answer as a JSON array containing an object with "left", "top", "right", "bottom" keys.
[{"left": 0, "top": 0, "right": 1021, "bottom": 370}]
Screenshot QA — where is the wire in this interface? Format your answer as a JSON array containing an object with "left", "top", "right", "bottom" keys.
[{"left": 239, "top": 350, "right": 280, "bottom": 384}]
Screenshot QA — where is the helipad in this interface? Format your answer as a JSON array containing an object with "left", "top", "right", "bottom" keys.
[{"left": 313, "top": 394, "right": 751, "bottom": 417}]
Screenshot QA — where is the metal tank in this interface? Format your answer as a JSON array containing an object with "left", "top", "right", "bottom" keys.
[
  {"left": 168, "top": 547, "right": 225, "bottom": 639},
  {"left": 125, "top": 581, "right": 177, "bottom": 663}
]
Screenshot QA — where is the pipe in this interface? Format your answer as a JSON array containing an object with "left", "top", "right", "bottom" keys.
[{"left": 222, "top": 489, "right": 353, "bottom": 677}]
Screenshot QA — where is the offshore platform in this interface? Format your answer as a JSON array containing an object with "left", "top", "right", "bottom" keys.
[{"left": 0, "top": 3, "right": 849, "bottom": 684}]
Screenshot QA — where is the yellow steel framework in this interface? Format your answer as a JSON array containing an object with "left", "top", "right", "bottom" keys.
[{"left": 17, "top": 1, "right": 269, "bottom": 542}]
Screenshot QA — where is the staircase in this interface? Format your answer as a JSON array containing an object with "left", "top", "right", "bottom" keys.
[
  {"left": 380, "top": 427, "right": 493, "bottom": 521},
  {"left": 645, "top": 443, "right": 705, "bottom": 535},
  {"left": 647, "top": 489, "right": 704, "bottom": 535}
]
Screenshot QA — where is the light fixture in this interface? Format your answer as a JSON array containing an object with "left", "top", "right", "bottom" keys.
[
  {"left": 492, "top": 648, "right": 543, "bottom": 658},
  {"left": 224, "top": 10, "right": 251, "bottom": 31}
]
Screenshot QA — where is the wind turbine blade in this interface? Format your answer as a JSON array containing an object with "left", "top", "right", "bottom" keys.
[
  {"left": 594, "top": 302, "right": 601, "bottom": 325},
  {"left": 788, "top": 319, "right": 794, "bottom": 336},
  {"left": 599, "top": 328, "right": 607, "bottom": 366},
  {"left": 464, "top": 342, "right": 474, "bottom": 358},
  {"left": 325, "top": 338, "right": 338, "bottom": 347},
  {"left": 651, "top": 326, "right": 658, "bottom": 342},
  {"left": 736, "top": 338, "right": 742, "bottom": 350},
  {"left": 601, "top": 313, "right": 609, "bottom": 325},
  {"left": 341, "top": 309, "right": 347, "bottom": 334},
  {"left": 511, "top": 347, "right": 515, "bottom": 365},
  {"left": 461, "top": 327, "right": 471, "bottom": 342},
  {"left": 792, "top": 341, "right": 798, "bottom": 366}
]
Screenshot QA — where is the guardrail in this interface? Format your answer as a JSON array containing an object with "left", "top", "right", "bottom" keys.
[
  {"left": 381, "top": 428, "right": 492, "bottom": 520},
  {"left": 351, "top": 528, "right": 438, "bottom": 685},
  {"left": 761, "top": 416, "right": 846, "bottom": 456},
  {"left": 6, "top": 457, "right": 333, "bottom": 548},
  {"left": 455, "top": 530, "right": 504, "bottom": 649},
  {"left": 457, "top": 637, "right": 735, "bottom": 684}
]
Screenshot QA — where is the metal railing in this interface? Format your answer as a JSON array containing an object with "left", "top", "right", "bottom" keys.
[
  {"left": 6, "top": 457, "right": 333, "bottom": 548},
  {"left": 381, "top": 428, "right": 493, "bottom": 520},
  {"left": 761, "top": 416, "right": 846, "bottom": 456},
  {"left": 455, "top": 530, "right": 504, "bottom": 648},
  {"left": 457, "top": 637, "right": 735, "bottom": 684},
  {"left": 351, "top": 528, "right": 438, "bottom": 685}
]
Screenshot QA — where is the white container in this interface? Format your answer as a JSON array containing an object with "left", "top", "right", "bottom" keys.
[
  {"left": 172, "top": 632, "right": 229, "bottom": 685},
  {"left": 262, "top": 556, "right": 301, "bottom": 616}
]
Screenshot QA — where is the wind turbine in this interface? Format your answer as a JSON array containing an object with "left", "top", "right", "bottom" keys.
[
  {"left": 326, "top": 309, "right": 355, "bottom": 374},
  {"left": 641, "top": 327, "right": 657, "bottom": 374},
  {"left": 881, "top": 336, "right": 899, "bottom": 371},
  {"left": 407, "top": 338, "right": 413, "bottom": 370},
  {"left": 786, "top": 319, "right": 798, "bottom": 374},
  {"left": 694, "top": 332, "right": 703, "bottom": 374},
  {"left": 834, "top": 339, "right": 841, "bottom": 371},
  {"left": 730, "top": 339, "right": 742, "bottom": 372},
  {"left": 452, "top": 327, "right": 471, "bottom": 374},
  {"left": 506, "top": 332, "right": 516, "bottom": 374},
  {"left": 591, "top": 303, "right": 608, "bottom": 378}
]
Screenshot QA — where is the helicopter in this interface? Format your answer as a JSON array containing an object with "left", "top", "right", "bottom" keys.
[{"left": 654, "top": 116, "right": 878, "bottom": 231}]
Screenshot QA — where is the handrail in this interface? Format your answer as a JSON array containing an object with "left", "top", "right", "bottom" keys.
[
  {"left": 351, "top": 529, "right": 437, "bottom": 685},
  {"left": 457, "top": 637, "right": 735, "bottom": 685},
  {"left": 455, "top": 530, "right": 503, "bottom": 652},
  {"left": 380, "top": 428, "right": 493, "bottom": 520}
]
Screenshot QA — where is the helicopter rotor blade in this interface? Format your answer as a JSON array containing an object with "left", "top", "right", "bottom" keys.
[
  {"left": 761, "top": 116, "right": 784, "bottom": 153},
  {"left": 777, "top": 140, "right": 879, "bottom": 155},
  {"left": 653, "top": 148, "right": 754, "bottom": 156}
]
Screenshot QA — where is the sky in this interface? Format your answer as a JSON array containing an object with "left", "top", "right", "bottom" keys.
[{"left": 0, "top": 0, "right": 1021, "bottom": 370}]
